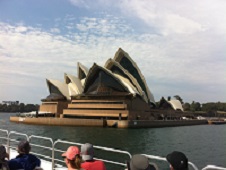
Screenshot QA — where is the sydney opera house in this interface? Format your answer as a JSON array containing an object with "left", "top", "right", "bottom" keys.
[
  {"left": 11, "top": 48, "right": 206, "bottom": 128},
  {"left": 40, "top": 48, "right": 184, "bottom": 119}
]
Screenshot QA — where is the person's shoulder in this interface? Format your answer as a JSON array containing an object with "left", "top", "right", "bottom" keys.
[
  {"left": 81, "top": 161, "right": 91, "bottom": 168},
  {"left": 81, "top": 160, "right": 106, "bottom": 170},
  {"left": 8, "top": 158, "right": 23, "bottom": 169},
  {"left": 92, "top": 160, "right": 106, "bottom": 169},
  {"left": 8, "top": 157, "right": 20, "bottom": 163},
  {"left": 27, "top": 154, "right": 40, "bottom": 160},
  {"left": 28, "top": 153, "right": 39, "bottom": 158}
]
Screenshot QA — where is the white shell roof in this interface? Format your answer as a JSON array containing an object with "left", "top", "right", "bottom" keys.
[
  {"left": 105, "top": 58, "right": 148, "bottom": 102},
  {"left": 167, "top": 99, "right": 184, "bottom": 111},
  {"left": 113, "top": 73, "right": 139, "bottom": 96},
  {"left": 46, "top": 79, "right": 70, "bottom": 100},
  {"left": 64, "top": 73, "right": 84, "bottom": 96},
  {"left": 113, "top": 48, "right": 155, "bottom": 104},
  {"left": 84, "top": 63, "right": 138, "bottom": 95},
  {"left": 45, "top": 48, "right": 156, "bottom": 105},
  {"left": 77, "top": 62, "right": 89, "bottom": 79}
]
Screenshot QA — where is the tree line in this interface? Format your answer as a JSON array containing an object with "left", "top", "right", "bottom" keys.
[
  {"left": 0, "top": 103, "right": 39, "bottom": 113},
  {"left": 183, "top": 101, "right": 226, "bottom": 112},
  {"left": 158, "top": 95, "right": 226, "bottom": 112},
  {"left": 1, "top": 99, "right": 226, "bottom": 113}
]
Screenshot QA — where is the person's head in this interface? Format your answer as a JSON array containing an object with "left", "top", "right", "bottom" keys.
[
  {"left": 80, "top": 143, "right": 94, "bottom": 161},
  {"left": 62, "top": 146, "right": 82, "bottom": 169},
  {"left": 0, "top": 145, "right": 8, "bottom": 161},
  {"left": 127, "top": 154, "right": 157, "bottom": 170},
  {"left": 166, "top": 151, "right": 188, "bottom": 170},
  {"left": 18, "top": 140, "right": 31, "bottom": 154}
]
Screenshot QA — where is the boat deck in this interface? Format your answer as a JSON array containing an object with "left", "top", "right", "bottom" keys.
[{"left": 0, "top": 129, "right": 225, "bottom": 170}]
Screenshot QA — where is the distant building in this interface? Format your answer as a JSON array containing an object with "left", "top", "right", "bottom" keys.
[{"left": 2, "top": 101, "right": 19, "bottom": 105}]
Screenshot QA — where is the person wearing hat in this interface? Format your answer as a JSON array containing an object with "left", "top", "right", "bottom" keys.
[
  {"left": 126, "top": 154, "right": 158, "bottom": 170},
  {"left": 0, "top": 145, "right": 9, "bottom": 170},
  {"left": 166, "top": 151, "right": 188, "bottom": 170},
  {"left": 8, "top": 140, "right": 41, "bottom": 170},
  {"left": 80, "top": 143, "right": 106, "bottom": 170},
  {"left": 62, "top": 146, "right": 84, "bottom": 170}
]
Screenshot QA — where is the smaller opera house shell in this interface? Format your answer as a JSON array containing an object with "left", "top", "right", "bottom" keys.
[{"left": 40, "top": 48, "right": 157, "bottom": 121}]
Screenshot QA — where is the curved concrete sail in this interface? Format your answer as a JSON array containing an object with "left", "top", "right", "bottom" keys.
[
  {"left": 77, "top": 62, "right": 88, "bottom": 79},
  {"left": 113, "top": 73, "right": 139, "bottom": 96},
  {"left": 46, "top": 79, "right": 70, "bottom": 100},
  {"left": 167, "top": 99, "right": 184, "bottom": 111},
  {"left": 84, "top": 63, "right": 135, "bottom": 95},
  {"left": 105, "top": 58, "right": 148, "bottom": 102},
  {"left": 113, "top": 48, "right": 155, "bottom": 104},
  {"left": 64, "top": 73, "right": 84, "bottom": 96}
]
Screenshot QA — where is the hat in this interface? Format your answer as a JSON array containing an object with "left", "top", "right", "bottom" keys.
[
  {"left": 62, "top": 146, "right": 80, "bottom": 160},
  {"left": 129, "top": 154, "right": 155, "bottom": 170},
  {"left": 18, "top": 140, "right": 31, "bottom": 154},
  {"left": 166, "top": 151, "right": 188, "bottom": 170},
  {"left": 0, "top": 145, "right": 7, "bottom": 160},
  {"left": 81, "top": 143, "right": 94, "bottom": 161}
]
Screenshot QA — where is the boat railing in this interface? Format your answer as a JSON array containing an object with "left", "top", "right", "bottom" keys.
[
  {"left": 201, "top": 165, "right": 226, "bottom": 170},
  {"left": 53, "top": 139, "right": 132, "bottom": 168},
  {"left": 0, "top": 129, "right": 132, "bottom": 169},
  {"left": 29, "top": 135, "right": 54, "bottom": 168},
  {"left": 143, "top": 154, "right": 199, "bottom": 170},
  {"left": 0, "top": 129, "right": 225, "bottom": 170}
]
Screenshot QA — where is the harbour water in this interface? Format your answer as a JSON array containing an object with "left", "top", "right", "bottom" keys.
[{"left": 0, "top": 112, "right": 225, "bottom": 169}]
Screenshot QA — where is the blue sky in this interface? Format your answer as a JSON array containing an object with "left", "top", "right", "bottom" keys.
[{"left": 0, "top": 0, "right": 225, "bottom": 104}]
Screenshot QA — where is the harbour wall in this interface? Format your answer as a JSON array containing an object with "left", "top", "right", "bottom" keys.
[
  {"left": 10, "top": 117, "right": 208, "bottom": 128},
  {"left": 10, "top": 117, "right": 104, "bottom": 127},
  {"left": 118, "top": 119, "right": 208, "bottom": 128}
]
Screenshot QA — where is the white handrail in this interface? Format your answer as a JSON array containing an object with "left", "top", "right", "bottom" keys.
[
  {"left": 53, "top": 139, "right": 131, "bottom": 168},
  {"left": 202, "top": 165, "right": 226, "bottom": 170},
  {"left": 143, "top": 154, "right": 199, "bottom": 170},
  {"left": 0, "top": 129, "right": 225, "bottom": 170}
]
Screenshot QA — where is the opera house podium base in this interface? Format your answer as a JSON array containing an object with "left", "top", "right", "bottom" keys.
[{"left": 9, "top": 117, "right": 207, "bottom": 128}]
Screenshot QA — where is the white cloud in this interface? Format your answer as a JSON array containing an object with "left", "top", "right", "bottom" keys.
[
  {"left": 50, "top": 28, "right": 61, "bottom": 33},
  {"left": 68, "top": 0, "right": 226, "bottom": 36},
  {"left": 1, "top": 0, "right": 226, "bottom": 103},
  {"left": 14, "top": 26, "right": 28, "bottom": 33},
  {"left": 69, "top": 0, "right": 89, "bottom": 8},
  {"left": 75, "top": 16, "right": 131, "bottom": 36}
]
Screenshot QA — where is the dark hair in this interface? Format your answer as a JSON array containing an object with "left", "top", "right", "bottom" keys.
[{"left": 18, "top": 140, "right": 31, "bottom": 154}]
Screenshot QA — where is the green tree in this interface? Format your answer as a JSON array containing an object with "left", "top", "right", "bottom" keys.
[
  {"left": 183, "top": 103, "right": 191, "bottom": 111},
  {"left": 9, "top": 104, "right": 18, "bottom": 112},
  {"left": 1, "top": 104, "right": 8, "bottom": 112},
  {"left": 19, "top": 103, "right": 25, "bottom": 112},
  {"left": 202, "top": 102, "right": 217, "bottom": 112},
  {"left": 174, "top": 95, "right": 183, "bottom": 104},
  {"left": 195, "top": 102, "right": 201, "bottom": 111},
  {"left": 190, "top": 101, "right": 201, "bottom": 112},
  {"left": 24, "top": 104, "right": 37, "bottom": 112},
  {"left": 216, "top": 102, "right": 226, "bottom": 111}
]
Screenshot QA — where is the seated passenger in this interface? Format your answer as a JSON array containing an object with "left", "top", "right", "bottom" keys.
[
  {"left": 8, "top": 140, "right": 41, "bottom": 170},
  {"left": 62, "top": 146, "right": 84, "bottom": 170},
  {"left": 0, "top": 145, "right": 9, "bottom": 170},
  {"left": 166, "top": 151, "right": 188, "bottom": 170},
  {"left": 80, "top": 143, "right": 106, "bottom": 170},
  {"left": 126, "top": 154, "right": 157, "bottom": 170}
]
